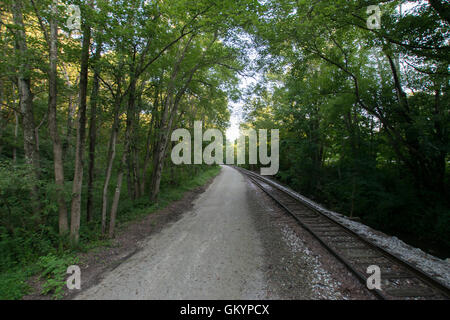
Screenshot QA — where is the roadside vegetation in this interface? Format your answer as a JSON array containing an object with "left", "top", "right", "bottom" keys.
[{"left": 0, "top": 165, "right": 220, "bottom": 299}]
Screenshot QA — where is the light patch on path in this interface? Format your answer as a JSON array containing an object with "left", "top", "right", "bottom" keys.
[{"left": 76, "top": 166, "right": 268, "bottom": 300}]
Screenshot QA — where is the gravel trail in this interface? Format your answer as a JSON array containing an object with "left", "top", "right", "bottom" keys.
[{"left": 76, "top": 166, "right": 268, "bottom": 300}]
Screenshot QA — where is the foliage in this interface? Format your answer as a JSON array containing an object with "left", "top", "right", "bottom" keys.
[
  {"left": 37, "top": 253, "right": 78, "bottom": 299},
  {"left": 240, "top": 0, "right": 449, "bottom": 255},
  {"left": 0, "top": 268, "right": 33, "bottom": 300},
  {"left": 1, "top": 0, "right": 245, "bottom": 299},
  {"left": 0, "top": 165, "right": 220, "bottom": 299}
]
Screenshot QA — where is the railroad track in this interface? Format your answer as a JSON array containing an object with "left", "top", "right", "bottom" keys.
[{"left": 235, "top": 166, "right": 450, "bottom": 300}]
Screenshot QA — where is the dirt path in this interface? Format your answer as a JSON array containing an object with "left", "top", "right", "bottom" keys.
[{"left": 76, "top": 166, "right": 269, "bottom": 299}]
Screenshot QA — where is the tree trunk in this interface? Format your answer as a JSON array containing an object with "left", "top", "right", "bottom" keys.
[
  {"left": 70, "top": 19, "right": 91, "bottom": 245},
  {"left": 149, "top": 92, "right": 173, "bottom": 202},
  {"left": 87, "top": 43, "right": 102, "bottom": 223},
  {"left": 108, "top": 140, "right": 129, "bottom": 238},
  {"left": 101, "top": 95, "right": 122, "bottom": 235},
  {"left": 140, "top": 89, "right": 160, "bottom": 195},
  {"left": 126, "top": 156, "right": 134, "bottom": 199},
  {"left": 149, "top": 89, "right": 185, "bottom": 202},
  {"left": 12, "top": 0, "right": 41, "bottom": 215},
  {"left": 13, "top": 110, "right": 19, "bottom": 164},
  {"left": 108, "top": 79, "right": 137, "bottom": 237},
  {"left": 63, "top": 69, "right": 77, "bottom": 158},
  {"left": 131, "top": 105, "right": 141, "bottom": 199},
  {"left": 140, "top": 112, "right": 156, "bottom": 194},
  {"left": 150, "top": 64, "right": 200, "bottom": 202},
  {"left": 132, "top": 142, "right": 140, "bottom": 198},
  {"left": 12, "top": 84, "right": 19, "bottom": 164},
  {"left": 125, "top": 73, "right": 137, "bottom": 200},
  {"left": 47, "top": 2, "right": 69, "bottom": 235}
]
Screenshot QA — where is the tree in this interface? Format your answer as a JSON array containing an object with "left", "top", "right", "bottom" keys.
[
  {"left": 11, "top": 0, "right": 41, "bottom": 217},
  {"left": 70, "top": 2, "right": 92, "bottom": 245}
]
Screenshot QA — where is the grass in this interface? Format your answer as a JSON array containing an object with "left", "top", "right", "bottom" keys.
[{"left": 0, "top": 165, "right": 221, "bottom": 300}]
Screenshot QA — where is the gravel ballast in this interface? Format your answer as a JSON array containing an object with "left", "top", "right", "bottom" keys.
[{"left": 251, "top": 171, "right": 450, "bottom": 288}]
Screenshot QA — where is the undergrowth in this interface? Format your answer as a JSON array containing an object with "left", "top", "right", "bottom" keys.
[{"left": 0, "top": 165, "right": 221, "bottom": 300}]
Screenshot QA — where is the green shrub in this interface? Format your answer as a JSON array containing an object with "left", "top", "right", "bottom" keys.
[
  {"left": 37, "top": 254, "right": 79, "bottom": 299},
  {"left": 0, "top": 269, "right": 32, "bottom": 300}
]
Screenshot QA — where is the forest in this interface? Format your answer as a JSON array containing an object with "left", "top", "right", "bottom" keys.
[
  {"left": 0, "top": 0, "right": 448, "bottom": 299},
  {"left": 239, "top": 0, "right": 449, "bottom": 258}
]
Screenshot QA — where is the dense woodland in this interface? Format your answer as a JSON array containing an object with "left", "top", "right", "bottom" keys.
[
  {"left": 0, "top": 0, "right": 448, "bottom": 299},
  {"left": 240, "top": 0, "right": 449, "bottom": 256},
  {"left": 0, "top": 0, "right": 253, "bottom": 298}
]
